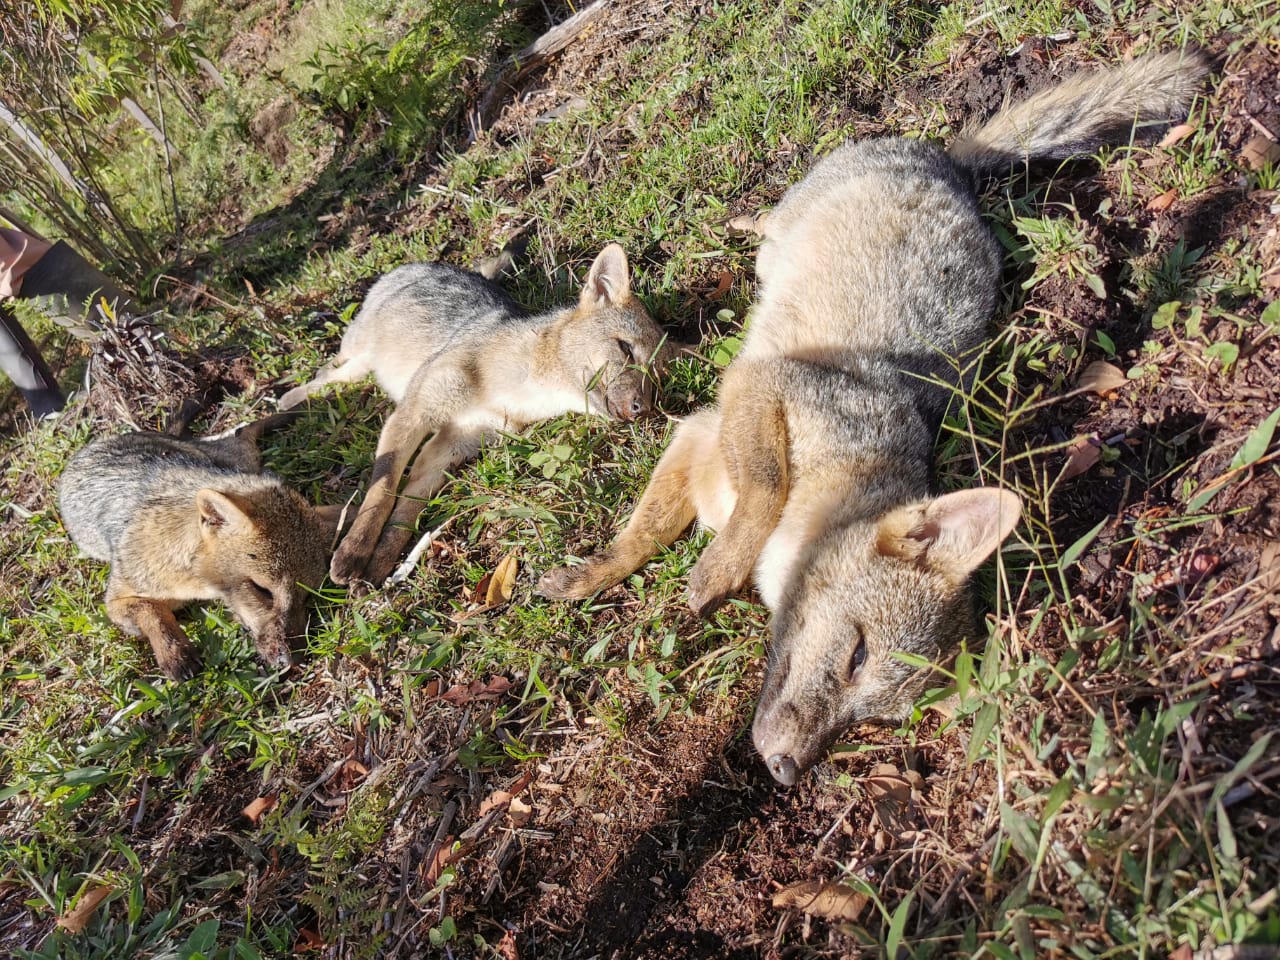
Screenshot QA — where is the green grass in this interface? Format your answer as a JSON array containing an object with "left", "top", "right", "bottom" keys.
[{"left": 4, "top": 0, "right": 1280, "bottom": 956}]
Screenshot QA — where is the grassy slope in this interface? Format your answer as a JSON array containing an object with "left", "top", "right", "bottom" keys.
[{"left": 2, "top": 0, "right": 1279, "bottom": 957}]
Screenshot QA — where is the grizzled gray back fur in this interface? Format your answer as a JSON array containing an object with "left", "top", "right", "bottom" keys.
[
  {"left": 751, "top": 137, "right": 1001, "bottom": 429},
  {"left": 60, "top": 431, "right": 280, "bottom": 561},
  {"left": 299, "top": 263, "right": 528, "bottom": 408}
]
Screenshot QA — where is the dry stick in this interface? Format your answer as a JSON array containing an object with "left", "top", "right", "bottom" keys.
[{"left": 468, "top": 0, "right": 614, "bottom": 141}]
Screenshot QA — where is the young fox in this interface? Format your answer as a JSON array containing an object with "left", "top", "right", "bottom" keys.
[
  {"left": 59, "top": 413, "right": 337, "bottom": 680},
  {"left": 280, "top": 244, "right": 669, "bottom": 589},
  {"left": 539, "top": 52, "right": 1209, "bottom": 785}
]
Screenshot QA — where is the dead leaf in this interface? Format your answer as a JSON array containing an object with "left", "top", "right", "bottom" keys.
[
  {"left": 241, "top": 793, "right": 279, "bottom": 825},
  {"left": 1242, "top": 135, "right": 1280, "bottom": 171},
  {"left": 497, "top": 929, "right": 520, "bottom": 960},
  {"left": 1061, "top": 435, "right": 1102, "bottom": 481},
  {"left": 294, "top": 926, "right": 325, "bottom": 952},
  {"left": 439, "top": 676, "right": 515, "bottom": 706},
  {"left": 480, "top": 789, "right": 515, "bottom": 818},
  {"left": 334, "top": 758, "right": 369, "bottom": 793},
  {"left": 1077, "top": 360, "right": 1128, "bottom": 396},
  {"left": 1151, "top": 551, "right": 1221, "bottom": 593},
  {"left": 423, "top": 837, "right": 458, "bottom": 886},
  {"left": 707, "top": 270, "right": 733, "bottom": 301},
  {"left": 772, "top": 880, "right": 869, "bottom": 921},
  {"left": 1146, "top": 187, "right": 1178, "bottom": 212},
  {"left": 1158, "top": 122, "right": 1195, "bottom": 148},
  {"left": 864, "top": 764, "right": 920, "bottom": 832},
  {"left": 1258, "top": 542, "right": 1280, "bottom": 593},
  {"left": 485, "top": 554, "right": 519, "bottom": 606},
  {"left": 56, "top": 884, "right": 113, "bottom": 934},
  {"left": 508, "top": 796, "right": 533, "bottom": 827}
]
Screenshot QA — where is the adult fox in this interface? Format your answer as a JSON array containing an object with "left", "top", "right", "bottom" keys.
[{"left": 539, "top": 51, "right": 1210, "bottom": 784}]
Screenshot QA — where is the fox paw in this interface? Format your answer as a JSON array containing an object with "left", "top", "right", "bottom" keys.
[
  {"left": 536, "top": 563, "right": 604, "bottom": 600},
  {"left": 155, "top": 639, "right": 201, "bottom": 681},
  {"left": 330, "top": 540, "right": 370, "bottom": 586},
  {"left": 686, "top": 556, "right": 736, "bottom": 617}
]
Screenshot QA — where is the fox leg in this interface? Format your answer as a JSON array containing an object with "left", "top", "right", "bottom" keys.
[
  {"left": 330, "top": 363, "right": 473, "bottom": 585},
  {"left": 278, "top": 352, "right": 370, "bottom": 410},
  {"left": 105, "top": 581, "right": 199, "bottom": 680},
  {"left": 685, "top": 360, "right": 789, "bottom": 616},
  {"left": 360, "top": 423, "right": 489, "bottom": 587},
  {"left": 537, "top": 412, "right": 721, "bottom": 600}
]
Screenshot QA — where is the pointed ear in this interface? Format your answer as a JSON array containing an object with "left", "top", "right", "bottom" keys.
[
  {"left": 579, "top": 243, "right": 631, "bottom": 309},
  {"left": 196, "top": 489, "right": 253, "bottom": 538},
  {"left": 875, "top": 488, "right": 1021, "bottom": 581}
]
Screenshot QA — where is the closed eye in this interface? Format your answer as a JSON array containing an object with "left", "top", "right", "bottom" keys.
[
  {"left": 846, "top": 629, "right": 867, "bottom": 683},
  {"left": 617, "top": 339, "right": 635, "bottom": 363},
  {"left": 249, "top": 581, "right": 274, "bottom": 606}
]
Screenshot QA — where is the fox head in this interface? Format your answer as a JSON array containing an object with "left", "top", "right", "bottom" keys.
[
  {"left": 192, "top": 486, "right": 335, "bottom": 670},
  {"left": 751, "top": 488, "right": 1020, "bottom": 786},
  {"left": 558, "top": 244, "right": 668, "bottom": 421}
]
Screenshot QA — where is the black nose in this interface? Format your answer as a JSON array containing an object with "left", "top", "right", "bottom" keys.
[{"left": 767, "top": 754, "right": 799, "bottom": 786}]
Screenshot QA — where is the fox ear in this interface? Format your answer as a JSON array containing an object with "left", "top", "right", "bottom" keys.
[
  {"left": 875, "top": 488, "right": 1021, "bottom": 582},
  {"left": 196, "top": 489, "right": 253, "bottom": 537},
  {"left": 580, "top": 243, "right": 631, "bottom": 309}
]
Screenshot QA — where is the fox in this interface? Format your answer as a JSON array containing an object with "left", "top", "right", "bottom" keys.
[
  {"left": 279, "top": 244, "right": 670, "bottom": 589},
  {"left": 538, "top": 51, "right": 1210, "bottom": 785},
  {"left": 59, "top": 412, "right": 339, "bottom": 680}
]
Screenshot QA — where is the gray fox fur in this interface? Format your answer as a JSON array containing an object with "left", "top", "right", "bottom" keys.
[
  {"left": 279, "top": 245, "right": 670, "bottom": 588},
  {"left": 538, "top": 50, "right": 1209, "bottom": 784},
  {"left": 59, "top": 412, "right": 339, "bottom": 679}
]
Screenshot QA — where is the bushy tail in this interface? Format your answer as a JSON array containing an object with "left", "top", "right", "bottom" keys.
[{"left": 947, "top": 49, "right": 1210, "bottom": 174}]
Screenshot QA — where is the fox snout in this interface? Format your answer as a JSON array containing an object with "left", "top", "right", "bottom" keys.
[
  {"left": 604, "top": 375, "right": 653, "bottom": 422},
  {"left": 751, "top": 672, "right": 834, "bottom": 787},
  {"left": 240, "top": 599, "right": 306, "bottom": 672}
]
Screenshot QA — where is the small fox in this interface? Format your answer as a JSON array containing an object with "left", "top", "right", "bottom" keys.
[
  {"left": 59, "top": 413, "right": 338, "bottom": 679},
  {"left": 539, "top": 51, "right": 1209, "bottom": 785},
  {"left": 279, "top": 244, "right": 669, "bottom": 589}
]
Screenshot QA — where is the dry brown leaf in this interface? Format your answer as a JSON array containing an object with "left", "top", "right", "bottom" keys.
[
  {"left": 772, "top": 880, "right": 869, "bottom": 921},
  {"left": 241, "top": 793, "right": 278, "bottom": 825},
  {"left": 1158, "top": 122, "right": 1195, "bottom": 148},
  {"left": 424, "top": 838, "right": 458, "bottom": 886},
  {"left": 508, "top": 796, "right": 534, "bottom": 827},
  {"left": 1258, "top": 542, "right": 1280, "bottom": 593},
  {"left": 1242, "top": 135, "right": 1280, "bottom": 171},
  {"left": 439, "top": 676, "right": 515, "bottom": 706},
  {"left": 56, "top": 884, "right": 113, "bottom": 934},
  {"left": 334, "top": 758, "right": 369, "bottom": 793},
  {"left": 707, "top": 270, "right": 733, "bottom": 300},
  {"left": 486, "top": 554, "right": 519, "bottom": 606},
  {"left": 497, "top": 929, "right": 520, "bottom": 960},
  {"left": 1146, "top": 187, "right": 1178, "bottom": 212},
  {"left": 479, "top": 789, "right": 514, "bottom": 818},
  {"left": 1151, "top": 551, "right": 1221, "bottom": 593},
  {"left": 1077, "top": 360, "right": 1128, "bottom": 396},
  {"left": 1061, "top": 435, "right": 1102, "bottom": 481},
  {"left": 295, "top": 926, "right": 326, "bottom": 952},
  {"left": 864, "top": 764, "right": 920, "bottom": 831}
]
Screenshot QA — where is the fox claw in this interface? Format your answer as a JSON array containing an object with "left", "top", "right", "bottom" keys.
[
  {"left": 329, "top": 542, "right": 368, "bottom": 586},
  {"left": 158, "top": 644, "right": 201, "bottom": 681}
]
